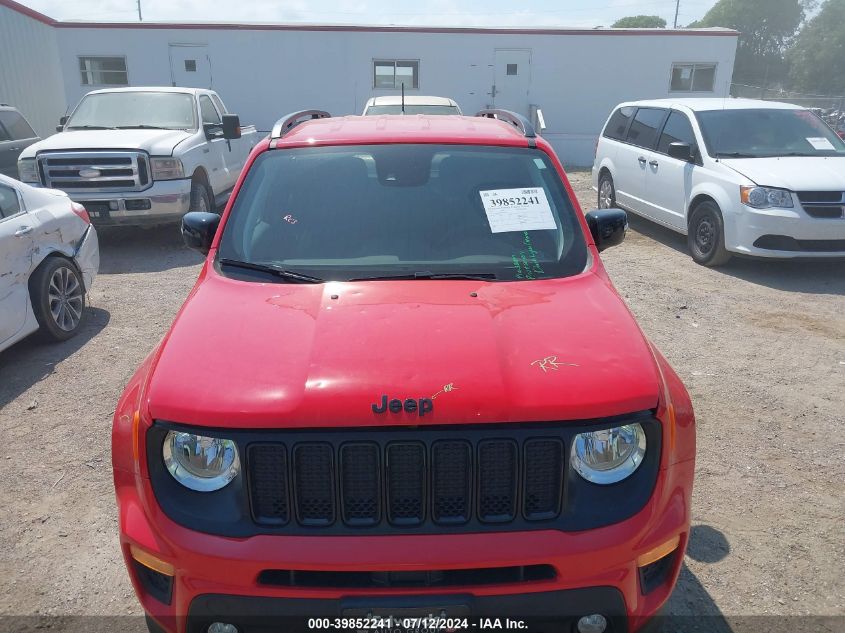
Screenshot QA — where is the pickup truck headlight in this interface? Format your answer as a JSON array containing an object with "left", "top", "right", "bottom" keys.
[
  {"left": 150, "top": 157, "right": 185, "bottom": 181},
  {"left": 571, "top": 423, "right": 646, "bottom": 485},
  {"left": 17, "top": 158, "right": 40, "bottom": 184},
  {"left": 740, "top": 186, "right": 794, "bottom": 209},
  {"left": 162, "top": 430, "right": 240, "bottom": 492}
]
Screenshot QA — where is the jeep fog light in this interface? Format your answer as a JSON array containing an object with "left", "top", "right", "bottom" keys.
[
  {"left": 577, "top": 614, "right": 607, "bottom": 633},
  {"left": 163, "top": 431, "right": 240, "bottom": 492},
  {"left": 571, "top": 423, "right": 646, "bottom": 485}
]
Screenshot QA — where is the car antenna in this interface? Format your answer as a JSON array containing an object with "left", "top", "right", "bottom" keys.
[{"left": 401, "top": 83, "right": 405, "bottom": 114}]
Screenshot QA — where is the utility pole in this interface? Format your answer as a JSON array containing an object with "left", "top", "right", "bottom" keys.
[
  {"left": 673, "top": 0, "right": 680, "bottom": 28},
  {"left": 137, "top": 0, "right": 143, "bottom": 21}
]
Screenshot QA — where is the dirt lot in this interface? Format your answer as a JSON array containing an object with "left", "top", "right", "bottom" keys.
[{"left": 1, "top": 171, "right": 843, "bottom": 631}]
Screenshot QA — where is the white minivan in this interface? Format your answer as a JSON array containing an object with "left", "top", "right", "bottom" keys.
[{"left": 592, "top": 98, "right": 845, "bottom": 265}]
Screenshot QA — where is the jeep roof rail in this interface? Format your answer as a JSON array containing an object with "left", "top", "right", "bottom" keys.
[
  {"left": 270, "top": 110, "right": 331, "bottom": 139},
  {"left": 475, "top": 109, "right": 536, "bottom": 139}
]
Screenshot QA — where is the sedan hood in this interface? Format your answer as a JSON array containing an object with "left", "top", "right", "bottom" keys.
[
  {"left": 721, "top": 156, "right": 845, "bottom": 190},
  {"left": 146, "top": 270, "right": 661, "bottom": 428},
  {"left": 20, "top": 129, "right": 193, "bottom": 158}
]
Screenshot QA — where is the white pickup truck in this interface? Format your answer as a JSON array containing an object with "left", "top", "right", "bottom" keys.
[{"left": 16, "top": 87, "right": 258, "bottom": 225}]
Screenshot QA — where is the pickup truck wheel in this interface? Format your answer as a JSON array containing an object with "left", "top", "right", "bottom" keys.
[
  {"left": 598, "top": 173, "right": 616, "bottom": 209},
  {"left": 30, "top": 257, "right": 86, "bottom": 342},
  {"left": 688, "top": 201, "right": 731, "bottom": 267},
  {"left": 190, "top": 180, "right": 213, "bottom": 213}
]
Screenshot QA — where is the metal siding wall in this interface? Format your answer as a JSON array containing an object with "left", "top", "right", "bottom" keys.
[{"left": 0, "top": 4, "right": 67, "bottom": 138}]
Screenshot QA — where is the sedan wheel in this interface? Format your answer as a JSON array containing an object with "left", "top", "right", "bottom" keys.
[
  {"left": 48, "top": 265, "right": 84, "bottom": 332},
  {"left": 30, "top": 256, "right": 87, "bottom": 342}
]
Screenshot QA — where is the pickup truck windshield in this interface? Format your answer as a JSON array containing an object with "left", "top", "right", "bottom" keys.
[
  {"left": 66, "top": 92, "right": 197, "bottom": 130},
  {"left": 365, "top": 105, "right": 461, "bottom": 115},
  {"left": 218, "top": 144, "right": 588, "bottom": 282},
  {"left": 697, "top": 108, "right": 845, "bottom": 158}
]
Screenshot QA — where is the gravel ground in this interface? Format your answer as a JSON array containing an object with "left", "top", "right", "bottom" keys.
[{"left": 0, "top": 170, "right": 843, "bottom": 631}]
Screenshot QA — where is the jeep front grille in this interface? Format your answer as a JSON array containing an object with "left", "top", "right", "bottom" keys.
[{"left": 38, "top": 151, "right": 150, "bottom": 192}]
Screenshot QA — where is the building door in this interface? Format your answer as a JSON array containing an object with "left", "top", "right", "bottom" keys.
[
  {"left": 169, "top": 44, "right": 212, "bottom": 88},
  {"left": 492, "top": 49, "right": 531, "bottom": 115}
]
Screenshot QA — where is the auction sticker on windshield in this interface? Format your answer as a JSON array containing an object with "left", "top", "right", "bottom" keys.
[
  {"left": 806, "top": 137, "right": 836, "bottom": 151},
  {"left": 480, "top": 187, "right": 556, "bottom": 233}
]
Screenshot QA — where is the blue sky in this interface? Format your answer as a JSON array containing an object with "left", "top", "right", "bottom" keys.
[{"left": 18, "top": 0, "right": 718, "bottom": 28}]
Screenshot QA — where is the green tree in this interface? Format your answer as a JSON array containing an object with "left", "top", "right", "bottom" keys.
[
  {"left": 689, "top": 0, "right": 810, "bottom": 86},
  {"left": 611, "top": 15, "right": 667, "bottom": 28},
  {"left": 787, "top": 0, "right": 845, "bottom": 93}
]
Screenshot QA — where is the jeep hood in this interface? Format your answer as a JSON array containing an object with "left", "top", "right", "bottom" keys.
[
  {"left": 20, "top": 129, "right": 193, "bottom": 158},
  {"left": 721, "top": 156, "right": 845, "bottom": 190},
  {"left": 146, "top": 270, "right": 661, "bottom": 428}
]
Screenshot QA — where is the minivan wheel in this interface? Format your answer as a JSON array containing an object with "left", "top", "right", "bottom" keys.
[
  {"left": 598, "top": 173, "right": 616, "bottom": 209},
  {"left": 30, "top": 257, "right": 86, "bottom": 341},
  {"left": 688, "top": 201, "right": 731, "bottom": 267}
]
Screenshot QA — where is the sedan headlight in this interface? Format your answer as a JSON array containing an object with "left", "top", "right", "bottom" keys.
[
  {"left": 740, "top": 186, "right": 794, "bottom": 209},
  {"left": 150, "top": 157, "right": 185, "bottom": 181},
  {"left": 163, "top": 430, "right": 240, "bottom": 492},
  {"left": 571, "top": 423, "right": 646, "bottom": 485},
  {"left": 17, "top": 158, "right": 40, "bottom": 184}
]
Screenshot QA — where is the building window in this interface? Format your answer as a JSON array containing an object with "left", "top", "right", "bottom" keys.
[
  {"left": 184, "top": 59, "right": 197, "bottom": 72},
  {"left": 506, "top": 63, "right": 518, "bottom": 76},
  {"left": 670, "top": 63, "right": 716, "bottom": 92},
  {"left": 373, "top": 60, "right": 419, "bottom": 89},
  {"left": 79, "top": 56, "right": 128, "bottom": 86}
]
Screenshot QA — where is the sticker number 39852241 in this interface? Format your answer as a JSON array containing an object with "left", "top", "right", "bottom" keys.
[{"left": 480, "top": 187, "right": 557, "bottom": 233}]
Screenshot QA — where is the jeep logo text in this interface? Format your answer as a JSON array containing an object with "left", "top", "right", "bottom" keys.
[{"left": 371, "top": 395, "right": 434, "bottom": 416}]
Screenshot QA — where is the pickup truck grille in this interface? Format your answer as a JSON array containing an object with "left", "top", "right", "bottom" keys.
[
  {"left": 38, "top": 151, "right": 150, "bottom": 192},
  {"left": 247, "top": 433, "right": 565, "bottom": 530},
  {"left": 796, "top": 191, "right": 845, "bottom": 219}
]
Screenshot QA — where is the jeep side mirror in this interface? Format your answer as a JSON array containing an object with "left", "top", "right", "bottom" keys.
[
  {"left": 668, "top": 141, "right": 694, "bottom": 162},
  {"left": 585, "top": 208, "right": 627, "bottom": 252},
  {"left": 222, "top": 114, "right": 242, "bottom": 140},
  {"left": 181, "top": 211, "right": 220, "bottom": 255}
]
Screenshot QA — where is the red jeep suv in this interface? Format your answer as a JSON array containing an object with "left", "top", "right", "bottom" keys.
[{"left": 112, "top": 110, "right": 695, "bottom": 633}]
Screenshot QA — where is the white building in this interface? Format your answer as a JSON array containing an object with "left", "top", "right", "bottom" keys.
[{"left": 0, "top": 0, "right": 738, "bottom": 166}]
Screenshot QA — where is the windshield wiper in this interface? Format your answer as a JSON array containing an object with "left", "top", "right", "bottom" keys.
[
  {"left": 350, "top": 271, "right": 497, "bottom": 282},
  {"left": 218, "top": 258, "right": 323, "bottom": 283},
  {"left": 114, "top": 124, "right": 171, "bottom": 130},
  {"left": 714, "top": 152, "right": 758, "bottom": 158},
  {"left": 66, "top": 125, "right": 118, "bottom": 130}
]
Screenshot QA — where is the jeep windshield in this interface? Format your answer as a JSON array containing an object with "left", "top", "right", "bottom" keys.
[
  {"left": 217, "top": 144, "right": 588, "bottom": 282},
  {"left": 66, "top": 91, "right": 197, "bottom": 131},
  {"left": 696, "top": 108, "right": 845, "bottom": 158}
]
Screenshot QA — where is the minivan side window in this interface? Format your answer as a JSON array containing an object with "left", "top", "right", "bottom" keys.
[
  {"left": 626, "top": 108, "right": 667, "bottom": 149},
  {"left": 0, "top": 110, "right": 36, "bottom": 141},
  {"left": 657, "top": 111, "right": 698, "bottom": 155},
  {"left": 603, "top": 106, "right": 636, "bottom": 141}
]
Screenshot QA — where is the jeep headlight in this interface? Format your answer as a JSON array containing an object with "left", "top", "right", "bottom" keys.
[
  {"left": 17, "top": 158, "right": 40, "bottom": 184},
  {"left": 163, "top": 431, "right": 240, "bottom": 492},
  {"left": 150, "top": 157, "right": 185, "bottom": 180},
  {"left": 571, "top": 423, "right": 646, "bottom": 485},
  {"left": 740, "top": 186, "right": 794, "bottom": 209}
]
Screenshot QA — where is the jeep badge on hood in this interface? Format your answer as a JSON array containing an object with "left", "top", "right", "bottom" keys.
[{"left": 372, "top": 395, "right": 434, "bottom": 416}]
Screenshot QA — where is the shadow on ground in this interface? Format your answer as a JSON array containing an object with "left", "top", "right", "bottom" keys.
[
  {"left": 0, "top": 306, "right": 110, "bottom": 410},
  {"left": 97, "top": 224, "right": 204, "bottom": 275},
  {"left": 626, "top": 215, "right": 845, "bottom": 295}
]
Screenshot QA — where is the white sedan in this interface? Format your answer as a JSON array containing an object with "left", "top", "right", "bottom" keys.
[{"left": 0, "top": 174, "right": 99, "bottom": 353}]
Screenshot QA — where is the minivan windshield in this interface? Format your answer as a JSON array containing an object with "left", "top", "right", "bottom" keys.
[
  {"left": 218, "top": 144, "right": 588, "bottom": 282},
  {"left": 696, "top": 108, "right": 845, "bottom": 158},
  {"left": 66, "top": 92, "right": 196, "bottom": 130},
  {"left": 365, "top": 105, "right": 461, "bottom": 115}
]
